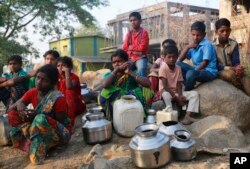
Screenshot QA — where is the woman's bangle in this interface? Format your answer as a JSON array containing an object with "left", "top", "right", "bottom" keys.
[{"left": 65, "top": 76, "right": 70, "bottom": 79}]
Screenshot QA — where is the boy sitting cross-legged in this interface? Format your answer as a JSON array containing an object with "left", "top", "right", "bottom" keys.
[{"left": 0, "top": 55, "right": 28, "bottom": 111}]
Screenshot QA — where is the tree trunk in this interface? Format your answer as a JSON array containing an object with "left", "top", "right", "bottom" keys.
[{"left": 0, "top": 64, "right": 3, "bottom": 76}]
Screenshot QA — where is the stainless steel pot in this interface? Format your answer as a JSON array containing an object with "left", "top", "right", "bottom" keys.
[
  {"left": 129, "top": 123, "right": 171, "bottom": 168},
  {"left": 88, "top": 106, "right": 104, "bottom": 113},
  {"left": 0, "top": 114, "right": 12, "bottom": 146},
  {"left": 159, "top": 121, "right": 187, "bottom": 138},
  {"left": 145, "top": 109, "right": 156, "bottom": 124},
  {"left": 82, "top": 112, "right": 90, "bottom": 124},
  {"left": 82, "top": 112, "right": 112, "bottom": 144},
  {"left": 82, "top": 106, "right": 104, "bottom": 124},
  {"left": 170, "top": 130, "right": 197, "bottom": 161}
]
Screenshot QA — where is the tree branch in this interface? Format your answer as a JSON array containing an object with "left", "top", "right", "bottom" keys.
[
  {"left": 3, "top": 2, "right": 12, "bottom": 38},
  {"left": 5, "top": 9, "right": 41, "bottom": 40}
]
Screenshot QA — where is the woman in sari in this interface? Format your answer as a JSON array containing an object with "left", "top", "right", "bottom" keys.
[
  {"left": 57, "top": 56, "right": 86, "bottom": 128},
  {"left": 7, "top": 64, "right": 71, "bottom": 165},
  {"left": 99, "top": 49, "right": 154, "bottom": 121}
]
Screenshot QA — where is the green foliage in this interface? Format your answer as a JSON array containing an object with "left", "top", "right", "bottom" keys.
[
  {"left": 74, "top": 24, "right": 105, "bottom": 37},
  {"left": 0, "top": 0, "right": 108, "bottom": 61}
]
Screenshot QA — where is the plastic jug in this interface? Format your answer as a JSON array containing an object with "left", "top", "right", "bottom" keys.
[
  {"left": 156, "top": 106, "right": 178, "bottom": 125},
  {"left": 113, "top": 95, "right": 144, "bottom": 137}
]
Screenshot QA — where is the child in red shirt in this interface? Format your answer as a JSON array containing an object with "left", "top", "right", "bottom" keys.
[
  {"left": 57, "top": 56, "right": 86, "bottom": 128},
  {"left": 123, "top": 11, "right": 149, "bottom": 77}
]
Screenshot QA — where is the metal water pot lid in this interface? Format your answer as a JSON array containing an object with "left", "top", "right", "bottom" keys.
[
  {"left": 86, "top": 112, "right": 104, "bottom": 121},
  {"left": 174, "top": 130, "right": 191, "bottom": 141},
  {"left": 147, "top": 109, "right": 156, "bottom": 115},
  {"left": 88, "top": 106, "right": 103, "bottom": 113},
  {"left": 135, "top": 123, "right": 159, "bottom": 137}
]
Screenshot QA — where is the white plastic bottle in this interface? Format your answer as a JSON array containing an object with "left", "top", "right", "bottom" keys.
[{"left": 113, "top": 95, "right": 144, "bottom": 137}]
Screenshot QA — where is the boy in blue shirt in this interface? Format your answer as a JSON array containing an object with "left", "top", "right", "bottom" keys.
[
  {"left": 0, "top": 55, "right": 28, "bottom": 111},
  {"left": 177, "top": 21, "right": 218, "bottom": 91}
]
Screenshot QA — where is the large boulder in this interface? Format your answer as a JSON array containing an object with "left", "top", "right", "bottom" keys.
[
  {"left": 187, "top": 115, "right": 246, "bottom": 148},
  {"left": 82, "top": 69, "right": 111, "bottom": 89},
  {"left": 195, "top": 79, "right": 250, "bottom": 131},
  {"left": 242, "top": 75, "right": 250, "bottom": 96}
]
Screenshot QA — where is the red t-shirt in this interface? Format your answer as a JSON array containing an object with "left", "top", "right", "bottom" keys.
[
  {"left": 21, "top": 88, "right": 69, "bottom": 130},
  {"left": 58, "top": 73, "right": 81, "bottom": 97},
  {"left": 22, "top": 88, "right": 67, "bottom": 113},
  {"left": 122, "top": 28, "right": 149, "bottom": 62}
]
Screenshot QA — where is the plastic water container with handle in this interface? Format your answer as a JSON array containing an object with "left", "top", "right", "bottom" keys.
[
  {"left": 113, "top": 95, "right": 144, "bottom": 137},
  {"left": 156, "top": 106, "right": 178, "bottom": 125}
]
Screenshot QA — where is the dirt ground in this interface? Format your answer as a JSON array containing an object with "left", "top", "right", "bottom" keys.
[{"left": 1, "top": 107, "right": 250, "bottom": 169}]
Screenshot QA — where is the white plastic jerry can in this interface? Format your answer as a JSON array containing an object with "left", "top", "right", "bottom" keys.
[
  {"left": 156, "top": 106, "right": 178, "bottom": 125},
  {"left": 113, "top": 95, "right": 144, "bottom": 137}
]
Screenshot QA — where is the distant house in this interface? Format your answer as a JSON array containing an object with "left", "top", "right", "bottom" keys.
[
  {"left": 101, "top": 1, "right": 219, "bottom": 60},
  {"left": 49, "top": 35, "right": 111, "bottom": 77}
]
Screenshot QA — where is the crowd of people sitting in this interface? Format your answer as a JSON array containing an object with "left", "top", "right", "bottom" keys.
[{"left": 0, "top": 11, "right": 250, "bottom": 165}]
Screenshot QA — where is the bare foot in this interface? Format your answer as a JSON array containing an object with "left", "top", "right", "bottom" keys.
[{"left": 181, "top": 116, "right": 196, "bottom": 125}]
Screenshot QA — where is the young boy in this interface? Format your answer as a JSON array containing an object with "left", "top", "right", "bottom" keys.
[
  {"left": 213, "top": 18, "right": 250, "bottom": 96},
  {"left": 122, "top": 11, "right": 149, "bottom": 77},
  {"left": 0, "top": 55, "right": 28, "bottom": 110},
  {"left": 28, "top": 50, "right": 60, "bottom": 89},
  {"left": 177, "top": 21, "right": 218, "bottom": 91},
  {"left": 148, "top": 39, "right": 177, "bottom": 92},
  {"left": 159, "top": 45, "right": 199, "bottom": 125}
]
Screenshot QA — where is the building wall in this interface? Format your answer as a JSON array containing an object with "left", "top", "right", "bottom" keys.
[
  {"left": 49, "top": 36, "right": 110, "bottom": 75},
  {"left": 49, "top": 39, "right": 70, "bottom": 56},
  {"left": 73, "top": 36, "right": 109, "bottom": 57},
  {"left": 74, "top": 37, "right": 94, "bottom": 56},
  {"left": 219, "top": 0, "right": 232, "bottom": 18},
  {"left": 50, "top": 36, "right": 109, "bottom": 57},
  {"left": 96, "top": 37, "right": 109, "bottom": 57}
]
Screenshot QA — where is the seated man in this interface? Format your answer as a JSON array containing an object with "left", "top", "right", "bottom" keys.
[
  {"left": 177, "top": 21, "right": 218, "bottom": 91},
  {"left": 159, "top": 45, "right": 199, "bottom": 125},
  {"left": 99, "top": 49, "right": 154, "bottom": 121},
  {"left": 213, "top": 18, "right": 250, "bottom": 96},
  {"left": 0, "top": 55, "right": 28, "bottom": 111}
]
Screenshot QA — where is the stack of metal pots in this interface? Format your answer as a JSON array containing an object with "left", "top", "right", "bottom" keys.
[
  {"left": 82, "top": 106, "right": 112, "bottom": 144},
  {"left": 129, "top": 108, "right": 197, "bottom": 168},
  {"left": 145, "top": 109, "right": 156, "bottom": 124}
]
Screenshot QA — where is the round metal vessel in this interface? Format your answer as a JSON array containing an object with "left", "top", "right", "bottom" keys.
[
  {"left": 82, "top": 112, "right": 112, "bottom": 144},
  {"left": 129, "top": 123, "right": 171, "bottom": 168},
  {"left": 170, "top": 130, "right": 197, "bottom": 161}
]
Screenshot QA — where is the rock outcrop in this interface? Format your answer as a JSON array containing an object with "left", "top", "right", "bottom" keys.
[
  {"left": 82, "top": 69, "right": 110, "bottom": 89},
  {"left": 194, "top": 79, "right": 250, "bottom": 131},
  {"left": 187, "top": 115, "right": 247, "bottom": 148}
]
